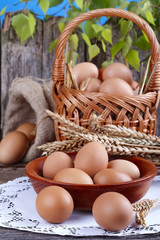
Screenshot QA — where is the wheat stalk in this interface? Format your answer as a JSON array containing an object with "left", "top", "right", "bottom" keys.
[
  {"left": 45, "top": 110, "right": 160, "bottom": 146},
  {"left": 89, "top": 114, "right": 160, "bottom": 145},
  {"left": 59, "top": 126, "right": 160, "bottom": 155},
  {"left": 41, "top": 110, "right": 160, "bottom": 155},
  {"left": 132, "top": 198, "right": 160, "bottom": 227},
  {"left": 45, "top": 110, "right": 88, "bottom": 134},
  {"left": 38, "top": 139, "right": 86, "bottom": 155}
]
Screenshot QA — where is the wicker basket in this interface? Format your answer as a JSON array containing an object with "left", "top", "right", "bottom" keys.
[{"left": 52, "top": 8, "right": 160, "bottom": 141}]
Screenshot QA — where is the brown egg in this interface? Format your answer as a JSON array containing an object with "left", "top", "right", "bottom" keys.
[
  {"left": 72, "top": 62, "right": 99, "bottom": 86},
  {"left": 92, "top": 192, "right": 133, "bottom": 231},
  {"left": 98, "top": 67, "right": 105, "bottom": 81},
  {"left": 43, "top": 151, "right": 73, "bottom": 180},
  {"left": 101, "top": 62, "right": 133, "bottom": 86},
  {"left": 0, "top": 131, "right": 29, "bottom": 164},
  {"left": 54, "top": 168, "right": 93, "bottom": 184},
  {"left": 99, "top": 77, "right": 134, "bottom": 97},
  {"left": 36, "top": 186, "right": 74, "bottom": 223},
  {"left": 80, "top": 77, "right": 101, "bottom": 92},
  {"left": 74, "top": 142, "right": 108, "bottom": 178},
  {"left": 131, "top": 80, "right": 139, "bottom": 90},
  {"left": 16, "top": 123, "right": 36, "bottom": 143},
  {"left": 108, "top": 159, "right": 141, "bottom": 180},
  {"left": 93, "top": 168, "right": 132, "bottom": 184}
]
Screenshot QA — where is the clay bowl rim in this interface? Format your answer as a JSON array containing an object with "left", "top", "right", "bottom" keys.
[{"left": 25, "top": 154, "right": 157, "bottom": 190}]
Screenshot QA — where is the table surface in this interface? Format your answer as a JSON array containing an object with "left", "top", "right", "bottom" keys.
[{"left": 0, "top": 160, "right": 160, "bottom": 240}]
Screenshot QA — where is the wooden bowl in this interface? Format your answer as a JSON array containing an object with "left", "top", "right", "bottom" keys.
[{"left": 25, "top": 154, "right": 157, "bottom": 210}]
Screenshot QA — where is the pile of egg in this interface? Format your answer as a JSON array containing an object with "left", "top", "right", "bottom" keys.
[
  {"left": 36, "top": 141, "right": 141, "bottom": 232},
  {"left": 70, "top": 62, "right": 139, "bottom": 96},
  {"left": 0, "top": 123, "right": 36, "bottom": 164}
]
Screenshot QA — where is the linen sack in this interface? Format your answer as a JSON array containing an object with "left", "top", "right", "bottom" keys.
[{"left": 3, "top": 76, "right": 56, "bottom": 162}]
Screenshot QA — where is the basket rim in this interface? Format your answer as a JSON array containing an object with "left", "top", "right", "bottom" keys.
[{"left": 52, "top": 8, "right": 160, "bottom": 94}]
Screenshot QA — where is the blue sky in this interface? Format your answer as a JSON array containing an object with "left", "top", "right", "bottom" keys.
[
  {"left": 0, "top": 0, "right": 139, "bottom": 26},
  {"left": 0, "top": 0, "right": 69, "bottom": 25}
]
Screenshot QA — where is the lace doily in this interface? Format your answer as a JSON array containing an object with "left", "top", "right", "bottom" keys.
[{"left": 0, "top": 176, "right": 160, "bottom": 236}]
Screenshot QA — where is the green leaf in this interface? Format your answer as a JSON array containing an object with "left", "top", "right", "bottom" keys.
[
  {"left": 67, "top": 51, "right": 79, "bottom": 65},
  {"left": 135, "top": 35, "right": 150, "bottom": 50},
  {"left": 92, "top": 24, "right": 104, "bottom": 33},
  {"left": 101, "top": 39, "right": 106, "bottom": 52},
  {"left": 84, "top": 20, "right": 98, "bottom": 39},
  {"left": 11, "top": 13, "right": 31, "bottom": 43},
  {"left": 81, "top": 33, "right": 91, "bottom": 46},
  {"left": 142, "top": 1, "right": 151, "bottom": 12},
  {"left": 122, "top": 35, "right": 132, "bottom": 58},
  {"left": 145, "top": 11, "right": 155, "bottom": 25},
  {"left": 92, "top": 0, "right": 118, "bottom": 8},
  {"left": 38, "top": 0, "right": 49, "bottom": 15},
  {"left": 58, "top": 22, "right": 65, "bottom": 32},
  {"left": 88, "top": 44, "right": 100, "bottom": 61},
  {"left": 102, "top": 59, "right": 113, "bottom": 68},
  {"left": 28, "top": 12, "right": 36, "bottom": 37},
  {"left": 139, "top": 0, "right": 149, "bottom": 6},
  {"left": 142, "top": 31, "right": 149, "bottom": 43},
  {"left": 49, "top": 0, "right": 63, "bottom": 7},
  {"left": 126, "top": 49, "right": 140, "bottom": 72},
  {"left": 0, "top": 7, "right": 7, "bottom": 16},
  {"left": 120, "top": 20, "right": 133, "bottom": 38},
  {"left": 75, "top": 0, "right": 84, "bottom": 9},
  {"left": 111, "top": 41, "right": 125, "bottom": 59},
  {"left": 127, "top": 1, "right": 142, "bottom": 15},
  {"left": 101, "top": 28, "right": 112, "bottom": 44},
  {"left": 69, "top": 34, "right": 79, "bottom": 51},
  {"left": 119, "top": 1, "right": 129, "bottom": 10},
  {"left": 67, "top": 6, "right": 80, "bottom": 21},
  {"left": 133, "top": 29, "right": 137, "bottom": 43},
  {"left": 48, "top": 39, "right": 58, "bottom": 53}
]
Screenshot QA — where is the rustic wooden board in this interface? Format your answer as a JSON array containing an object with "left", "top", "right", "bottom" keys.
[{"left": 0, "top": 17, "right": 86, "bottom": 137}]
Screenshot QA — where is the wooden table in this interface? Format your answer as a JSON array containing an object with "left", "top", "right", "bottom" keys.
[{"left": 0, "top": 162, "right": 160, "bottom": 240}]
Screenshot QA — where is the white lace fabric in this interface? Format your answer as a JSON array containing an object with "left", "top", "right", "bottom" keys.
[{"left": 0, "top": 176, "right": 160, "bottom": 236}]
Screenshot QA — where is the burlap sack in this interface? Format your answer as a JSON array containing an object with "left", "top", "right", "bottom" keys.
[{"left": 3, "top": 77, "right": 56, "bottom": 162}]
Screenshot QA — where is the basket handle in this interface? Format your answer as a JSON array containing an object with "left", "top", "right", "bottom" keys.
[{"left": 52, "top": 8, "right": 160, "bottom": 91}]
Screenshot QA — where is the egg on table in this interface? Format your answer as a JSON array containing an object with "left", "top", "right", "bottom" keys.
[
  {"left": 0, "top": 131, "right": 29, "bottom": 164},
  {"left": 16, "top": 122, "right": 36, "bottom": 143},
  {"left": 92, "top": 192, "right": 133, "bottom": 231},
  {"left": 36, "top": 186, "right": 74, "bottom": 223}
]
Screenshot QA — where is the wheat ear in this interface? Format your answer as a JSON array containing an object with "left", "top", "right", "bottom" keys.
[
  {"left": 89, "top": 114, "right": 160, "bottom": 144},
  {"left": 132, "top": 198, "right": 160, "bottom": 227},
  {"left": 59, "top": 126, "right": 160, "bottom": 155}
]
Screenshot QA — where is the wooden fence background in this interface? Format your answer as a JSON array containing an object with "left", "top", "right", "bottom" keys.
[{"left": 1, "top": 17, "right": 160, "bottom": 138}]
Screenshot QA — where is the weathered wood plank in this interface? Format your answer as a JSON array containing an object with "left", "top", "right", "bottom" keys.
[
  {"left": 0, "top": 17, "right": 86, "bottom": 136},
  {"left": 0, "top": 167, "right": 26, "bottom": 184},
  {"left": 1, "top": 20, "right": 43, "bottom": 130}
]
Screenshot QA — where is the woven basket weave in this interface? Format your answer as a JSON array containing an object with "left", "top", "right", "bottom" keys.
[{"left": 52, "top": 8, "right": 160, "bottom": 141}]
